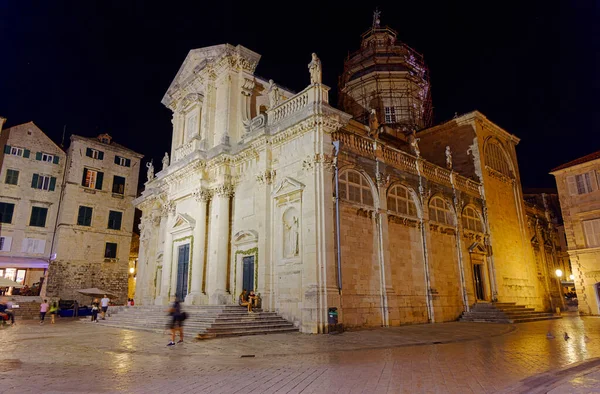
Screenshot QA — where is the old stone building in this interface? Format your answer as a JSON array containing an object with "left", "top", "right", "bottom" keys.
[
  {"left": 0, "top": 122, "right": 66, "bottom": 290},
  {"left": 45, "top": 134, "right": 143, "bottom": 304},
  {"left": 551, "top": 151, "right": 600, "bottom": 315},
  {"left": 134, "top": 17, "right": 563, "bottom": 332}
]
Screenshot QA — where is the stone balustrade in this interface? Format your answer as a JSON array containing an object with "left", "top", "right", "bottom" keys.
[
  {"left": 174, "top": 139, "right": 199, "bottom": 162},
  {"left": 267, "top": 84, "right": 329, "bottom": 126}
]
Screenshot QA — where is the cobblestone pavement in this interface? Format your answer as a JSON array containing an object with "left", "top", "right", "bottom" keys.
[{"left": 2, "top": 314, "right": 600, "bottom": 393}]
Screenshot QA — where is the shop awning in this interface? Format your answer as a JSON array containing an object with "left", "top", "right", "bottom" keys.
[{"left": 0, "top": 256, "right": 49, "bottom": 269}]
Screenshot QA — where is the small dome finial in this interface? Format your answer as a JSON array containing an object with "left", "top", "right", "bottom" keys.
[{"left": 373, "top": 8, "right": 381, "bottom": 29}]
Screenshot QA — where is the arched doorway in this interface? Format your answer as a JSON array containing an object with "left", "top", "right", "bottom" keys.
[{"left": 469, "top": 243, "right": 490, "bottom": 301}]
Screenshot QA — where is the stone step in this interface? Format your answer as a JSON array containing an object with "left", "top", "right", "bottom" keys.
[
  {"left": 204, "top": 323, "right": 294, "bottom": 332},
  {"left": 460, "top": 301, "right": 561, "bottom": 324},
  {"left": 197, "top": 326, "right": 299, "bottom": 338}
]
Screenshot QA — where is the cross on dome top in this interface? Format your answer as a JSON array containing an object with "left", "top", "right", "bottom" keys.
[{"left": 373, "top": 8, "right": 381, "bottom": 29}]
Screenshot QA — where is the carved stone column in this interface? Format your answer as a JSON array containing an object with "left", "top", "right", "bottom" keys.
[
  {"left": 186, "top": 189, "right": 211, "bottom": 305},
  {"left": 156, "top": 200, "right": 175, "bottom": 305},
  {"left": 207, "top": 184, "right": 234, "bottom": 304}
]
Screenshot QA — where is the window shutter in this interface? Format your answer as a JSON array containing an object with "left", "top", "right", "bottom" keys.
[
  {"left": 49, "top": 177, "right": 57, "bottom": 191},
  {"left": 40, "top": 208, "right": 47, "bottom": 227},
  {"left": 95, "top": 171, "right": 104, "bottom": 190},
  {"left": 584, "top": 221, "right": 596, "bottom": 247},
  {"left": 114, "top": 155, "right": 120, "bottom": 165},
  {"left": 567, "top": 176, "right": 577, "bottom": 196},
  {"left": 86, "top": 148, "right": 93, "bottom": 157},
  {"left": 3, "top": 145, "right": 10, "bottom": 154},
  {"left": 53, "top": 156, "right": 59, "bottom": 164},
  {"left": 23, "top": 149, "right": 30, "bottom": 158},
  {"left": 589, "top": 171, "right": 598, "bottom": 191},
  {"left": 0, "top": 236, "right": 12, "bottom": 251},
  {"left": 35, "top": 152, "right": 42, "bottom": 161},
  {"left": 82, "top": 168, "right": 88, "bottom": 186},
  {"left": 125, "top": 158, "right": 131, "bottom": 167},
  {"left": 98, "top": 151, "right": 104, "bottom": 160},
  {"left": 77, "top": 206, "right": 84, "bottom": 225},
  {"left": 31, "top": 173, "right": 39, "bottom": 188}
]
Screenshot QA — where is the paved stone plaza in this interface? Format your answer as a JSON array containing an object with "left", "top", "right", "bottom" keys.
[{"left": 3, "top": 315, "right": 600, "bottom": 393}]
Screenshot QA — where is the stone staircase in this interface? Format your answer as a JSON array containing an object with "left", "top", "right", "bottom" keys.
[
  {"left": 100, "top": 305, "right": 298, "bottom": 338},
  {"left": 459, "top": 302, "right": 562, "bottom": 323}
]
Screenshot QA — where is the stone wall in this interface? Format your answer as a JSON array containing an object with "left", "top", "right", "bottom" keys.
[{"left": 46, "top": 260, "right": 128, "bottom": 305}]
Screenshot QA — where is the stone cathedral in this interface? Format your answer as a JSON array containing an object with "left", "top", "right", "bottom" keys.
[{"left": 134, "top": 17, "right": 565, "bottom": 333}]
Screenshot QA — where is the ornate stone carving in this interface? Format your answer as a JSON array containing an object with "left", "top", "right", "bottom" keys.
[
  {"left": 161, "top": 200, "right": 175, "bottom": 217},
  {"left": 408, "top": 132, "right": 420, "bottom": 157},
  {"left": 388, "top": 215, "right": 419, "bottom": 228},
  {"left": 376, "top": 171, "right": 391, "bottom": 188},
  {"left": 357, "top": 208, "right": 375, "bottom": 219},
  {"left": 256, "top": 169, "right": 276, "bottom": 185},
  {"left": 283, "top": 208, "right": 300, "bottom": 258},
  {"left": 192, "top": 188, "right": 213, "bottom": 202},
  {"left": 241, "top": 78, "right": 255, "bottom": 96},
  {"left": 308, "top": 53, "right": 322, "bottom": 84},
  {"left": 243, "top": 113, "right": 267, "bottom": 133},
  {"left": 368, "top": 109, "right": 381, "bottom": 137},
  {"left": 213, "top": 183, "right": 235, "bottom": 198}
]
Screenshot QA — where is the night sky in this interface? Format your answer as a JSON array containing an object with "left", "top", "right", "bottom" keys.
[{"left": 1, "top": 1, "right": 598, "bottom": 189}]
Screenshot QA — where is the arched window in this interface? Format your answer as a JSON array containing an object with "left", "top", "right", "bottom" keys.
[
  {"left": 462, "top": 206, "right": 484, "bottom": 232},
  {"left": 387, "top": 184, "right": 417, "bottom": 217},
  {"left": 339, "top": 170, "right": 374, "bottom": 206},
  {"left": 485, "top": 141, "right": 513, "bottom": 178},
  {"left": 429, "top": 197, "right": 454, "bottom": 225}
]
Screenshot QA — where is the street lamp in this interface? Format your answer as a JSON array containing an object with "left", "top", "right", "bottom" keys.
[
  {"left": 569, "top": 274, "right": 575, "bottom": 280},
  {"left": 129, "top": 267, "right": 135, "bottom": 274},
  {"left": 555, "top": 269, "right": 563, "bottom": 278}
]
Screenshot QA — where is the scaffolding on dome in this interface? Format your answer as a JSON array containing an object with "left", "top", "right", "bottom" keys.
[{"left": 338, "top": 20, "right": 433, "bottom": 136}]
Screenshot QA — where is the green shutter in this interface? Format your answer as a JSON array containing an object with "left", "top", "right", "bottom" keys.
[
  {"left": 82, "top": 168, "right": 88, "bottom": 186},
  {"left": 86, "top": 148, "right": 92, "bottom": 157},
  {"left": 95, "top": 171, "right": 103, "bottom": 190},
  {"left": 98, "top": 151, "right": 104, "bottom": 160},
  {"left": 53, "top": 156, "right": 59, "bottom": 164},
  {"left": 23, "top": 149, "right": 30, "bottom": 158},
  {"left": 35, "top": 152, "right": 42, "bottom": 161},
  {"left": 3, "top": 145, "right": 10, "bottom": 154},
  {"left": 125, "top": 158, "right": 131, "bottom": 167},
  {"left": 31, "top": 174, "right": 39, "bottom": 188},
  {"left": 49, "top": 177, "right": 57, "bottom": 191}
]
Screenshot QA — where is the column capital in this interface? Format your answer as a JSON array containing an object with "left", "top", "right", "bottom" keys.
[
  {"left": 193, "top": 188, "right": 213, "bottom": 202},
  {"left": 161, "top": 200, "right": 176, "bottom": 217},
  {"left": 213, "top": 183, "right": 235, "bottom": 198}
]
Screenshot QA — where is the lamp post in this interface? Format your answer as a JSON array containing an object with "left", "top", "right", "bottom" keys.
[{"left": 555, "top": 269, "right": 563, "bottom": 314}]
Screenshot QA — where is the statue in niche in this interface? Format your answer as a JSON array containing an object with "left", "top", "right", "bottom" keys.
[
  {"left": 445, "top": 146, "right": 453, "bottom": 170},
  {"left": 283, "top": 213, "right": 300, "bottom": 258},
  {"left": 408, "top": 132, "right": 420, "bottom": 157},
  {"left": 146, "top": 160, "right": 154, "bottom": 181},
  {"left": 268, "top": 79, "right": 280, "bottom": 108},
  {"left": 162, "top": 152, "right": 170, "bottom": 171},
  {"left": 308, "top": 53, "right": 322, "bottom": 85}
]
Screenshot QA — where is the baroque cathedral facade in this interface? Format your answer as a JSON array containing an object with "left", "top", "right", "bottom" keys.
[{"left": 134, "top": 18, "right": 565, "bottom": 333}]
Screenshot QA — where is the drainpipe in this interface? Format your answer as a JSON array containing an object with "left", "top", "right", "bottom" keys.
[
  {"left": 332, "top": 141, "right": 342, "bottom": 293},
  {"left": 416, "top": 158, "right": 434, "bottom": 323}
]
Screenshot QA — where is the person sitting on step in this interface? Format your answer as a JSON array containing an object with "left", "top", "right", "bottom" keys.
[
  {"left": 238, "top": 289, "right": 254, "bottom": 313},
  {"left": 248, "top": 290, "right": 259, "bottom": 310}
]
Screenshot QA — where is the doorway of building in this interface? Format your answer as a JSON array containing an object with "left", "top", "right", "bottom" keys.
[
  {"left": 242, "top": 256, "right": 255, "bottom": 292},
  {"left": 473, "top": 264, "right": 485, "bottom": 300},
  {"left": 175, "top": 244, "right": 190, "bottom": 301}
]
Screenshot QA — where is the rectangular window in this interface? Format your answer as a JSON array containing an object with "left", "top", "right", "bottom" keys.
[
  {"left": 29, "top": 206, "right": 48, "bottom": 227},
  {"left": 86, "top": 148, "right": 104, "bottom": 160},
  {"left": 384, "top": 106, "right": 397, "bottom": 123},
  {"left": 31, "top": 174, "right": 56, "bottom": 191},
  {"left": 0, "top": 202, "right": 15, "bottom": 223},
  {"left": 82, "top": 168, "right": 104, "bottom": 190},
  {"left": 107, "top": 210, "right": 122, "bottom": 230},
  {"left": 10, "top": 147, "right": 23, "bottom": 156},
  {"left": 36, "top": 152, "right": 55, "bottom": 162},
  {"left": 0, "top": 236, "right": 12, "bottom": 251},
  {"left": 5, "top": 169, "right": 19, "bottom": 185},
  {"left": 21, "top": 238, "right": 46, "bottom": 254},
  {"left": 104, "top": 242, "right": 118, "bottom": 258},
  {"left": 114, "top": 155, "right": 131, "bottom": 167},
  {"left": 112, "top": 175, "right": 125, "bottom": 194},
  {"left": 583, "top": 219, "right": 600, "bottom": 248},
  {"left": 77, "top": 206, "right": 93, "bottom": 226},
  {"left": 3, "top": 145, "right": 29, "bottom": 158},
  {"left": 568, "top": 172, "right": 596, "bottom": 195}
]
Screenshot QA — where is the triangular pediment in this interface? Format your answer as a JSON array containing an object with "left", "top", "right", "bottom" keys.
[
  {"left": 233, "top": 230, "right": 258, "bottom": 245},
  {"left": 170, "top": 213, "right": 195, "bottom": 234},
  {"left": 469, "top": 242, "right": 487, "bottom": 254},
  {"left": 272, "top": 177, "right": 305, "bottom": 199}
]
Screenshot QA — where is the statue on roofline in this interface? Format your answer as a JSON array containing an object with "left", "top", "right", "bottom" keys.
[{"left": 308, "top": 53, "right": 322, "bottom": 85}]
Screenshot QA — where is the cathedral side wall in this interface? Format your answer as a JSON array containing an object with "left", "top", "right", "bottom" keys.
[
  {"left": 339, "top": 202, "right": 383, "bottom": 328},
  {"left": 387, "top": 222, "right": 428, "bottom": 325},
  {"left": 427, "top": 230, "right": 463, "bottom": 322}
]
